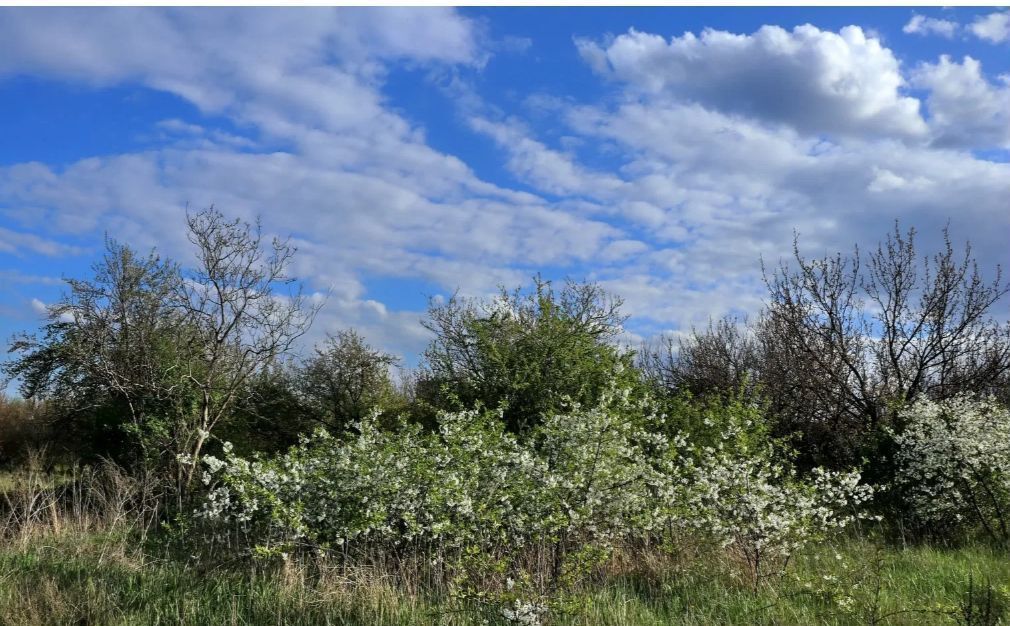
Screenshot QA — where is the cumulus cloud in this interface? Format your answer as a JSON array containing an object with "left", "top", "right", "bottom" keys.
[
  {"left": 576, "top": 24, "right": 927, "bottom": 140},
  {"left": 970, "top": 10, "right": 1010, "bottom": 43},
  {"left": 912, "top": 55, "right": 1010, "bottom": 149},
  {"left": 903, "top": 14, "right": 959, "bottom": 38}
]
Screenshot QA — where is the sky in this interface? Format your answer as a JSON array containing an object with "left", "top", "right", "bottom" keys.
[{"left": 1, "top": 7, "right": 1009, "bottom": 369}]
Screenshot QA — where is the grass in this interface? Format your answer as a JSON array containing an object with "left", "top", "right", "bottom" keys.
[
  {"left": 2, "top": 461, "right": 1006, "bottom": 625},
  {"left": 1, "top": 530, "right": 1007, "bottom": 625},
  {"left": 0, "top": 467, "right": 74, "bottom": 493}
]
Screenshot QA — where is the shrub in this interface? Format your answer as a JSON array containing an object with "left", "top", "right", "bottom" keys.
[
  {"left": 198, "top": 379, "right": 674, "bottom": 617},
  {"left": 677, "top": 446, "right": 874, "bottom": 589},
  {"left": 892, "top": 395, "right": 1010, "bottom": 542},
  {"left": 197, "top": 377, "right": 875, "bottom": 614}
]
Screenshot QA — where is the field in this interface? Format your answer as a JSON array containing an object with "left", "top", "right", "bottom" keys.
[
  {"left": 2, "top": 527, "right": 1006, "bottom": 625},
  {"left": 2, "top": 211, "right": 1008, "bottom": 626}
]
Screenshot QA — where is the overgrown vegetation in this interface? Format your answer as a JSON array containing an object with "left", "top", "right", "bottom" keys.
[{"left": 3, "top": 210, "right": 1009, "bottom": 624}]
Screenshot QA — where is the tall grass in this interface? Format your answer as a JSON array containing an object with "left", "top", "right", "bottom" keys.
[{"left": 2, "top": 457, "right": 1008, "bottom": 625}]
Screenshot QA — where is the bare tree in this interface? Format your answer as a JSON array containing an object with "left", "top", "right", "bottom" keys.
[
  {"left": 641, "top": 316, "right": 761, "bottom": 400},
  {"left": 174, "top": 207, "right": 320, "bottom": 486},
  {"left": 862, "top": 225, "right": 1010, "bottom": 403},
  {"left": 759, "top": 223, "right": 1010, "bottom": 464}
]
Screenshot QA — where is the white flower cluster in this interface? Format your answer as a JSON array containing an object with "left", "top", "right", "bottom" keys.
[
  {"left": 199, "top": 387, "right": 673, "bottom": 558},
  {"left": 892, "top": 394, "right": 1010, "bottom": 540},
  {"left": 197, "top": 374, "right": 874, "bottom": 594},
  {"left": 676, "top": 446, "right": 874, "bottom": 579},
  {"left": 499, "top": 599, "right": 547, "bottom": 626}
]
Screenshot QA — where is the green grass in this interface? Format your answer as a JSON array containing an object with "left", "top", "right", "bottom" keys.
[
  {"left": 567, "top": 538, "right": 1010, "bottom": 625},
  {"left": 2, "top": 532, "right": 1008, "bottom": 625},
  {"left": 0, "top": 532, "right": 443, "bottom": 626},
  {"left": 0, "top": 468, "right": 73, "bottom": 493}
]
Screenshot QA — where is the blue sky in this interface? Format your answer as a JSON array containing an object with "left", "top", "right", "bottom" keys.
[{"left": 1, "top": 7, "right": 1009, "bottom": 368}]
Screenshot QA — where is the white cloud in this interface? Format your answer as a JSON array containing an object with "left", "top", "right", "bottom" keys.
[
  {"left": 912, "top": 55, "right": 1010, "bottom": 149},
  {"left": 0, "top": 226, "right": 88, "bottom": 257},
  {"left": 971, "top": 11, "right": 1010, "bottom": 43},
  {"left": 0, "top": 270, "right": 62, "bottom": 286},
  {"left": 903, "top": 14, "right": 959, "bottom": 38},
  {"left": 468, "top": 116, "right": 626, "bottom": 198},
  {"left": 536, "top": 95, "right": 1010, "bottom": 327},
  {"left": 1, "top": 10, "right": 1008, "bottom": 357},
  {"left": 576, "top": 24, "right": 927, "bottom": 140},
  {"left": 0, "top": 8, "right": 481, "bottom": 138},
  {"left": 0, "top": 8, "right": 566, "bottom": 353}
]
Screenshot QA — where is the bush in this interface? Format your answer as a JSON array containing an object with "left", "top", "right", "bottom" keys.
[
  {"left": 677, "top": 447, "right": 874, "bottom": 588},
  {"left": 196, "top": 375, "right": 875, "bottom": 616},
  {"left": 198, "top": 378, "right": 673, "bottom": 609},
  {"left": 892, "top": 395, "right": 1010, "bottom": 542},
  {"left": 0, "top": 396, "right": 55, "bottom": 466}
]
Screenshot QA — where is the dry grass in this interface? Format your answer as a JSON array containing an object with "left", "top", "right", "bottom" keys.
[{"left": 1, "top": 460, "right": 1008, "bottom": 625}]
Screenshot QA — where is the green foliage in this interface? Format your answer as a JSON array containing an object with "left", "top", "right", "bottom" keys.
[
  {"left": 659, "top": 389, "right": 772, "bottom": 458},
  {"left": 419, "top": 276, "right": 640, "bottom": 434},
  {"left": 297, "top": 329, "right": 403, "bottom": 433},
  {"left": 2, "top": 239, "right": 198, "bottom": 471},
  {"left": 3, "top": 209, "right": 319, "bottom": 492},
  {"left": 218, "top": 365, "right": 314, "bottom": 455},
  {"left": 196, "top": 370, "right": 872, "bottom": 621}
]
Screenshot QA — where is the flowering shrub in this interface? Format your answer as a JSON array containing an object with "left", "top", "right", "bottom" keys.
[
  {"left": 677, "top": 446, "right": 874, "bottom": 587},
  {"left": 531, "top": 387, "right": 674, "bottom": 544},
  {"left": 199, "top": 385, "right": 673, "bottom": 613},
  {"left": 197, "top": 377, "right": 875, "bottom": 613},
  {"left": 892, "top": 395, "right": 1010, "bottom": 542},
  {"left": 201, "top": 411, "right": 541, "bottom": 555}
]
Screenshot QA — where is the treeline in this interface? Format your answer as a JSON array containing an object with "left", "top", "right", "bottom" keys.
[
  {"left": 7, "top": 211, "right": 1007, "bottom": 478},
  {"left": 3, "top": 208, "right": 1010, "bottom": 619}
]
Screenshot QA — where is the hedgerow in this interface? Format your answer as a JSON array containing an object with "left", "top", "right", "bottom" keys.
[{"left": 197, "top": 372, "right": 874, "bottom": 622}]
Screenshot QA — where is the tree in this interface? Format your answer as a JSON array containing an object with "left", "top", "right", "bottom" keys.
[
  {"left": 644, "top": 224, "right": 1010, "bottom": 470},
  {"left": 759, "top": 223, "right": 1010, "bottom": 467},
  {"left": 174, "top": 207, "right": 320, "bottom": 486},
  {"left": 219, "top": 361, "right": 310, "bottom": 455},
  {"left": 5, "top": 208, "right": 322, "bottom": 492},
  {"left": 297, "top": 329, "right": 400, "bottom": 433},
  {"left": 419, "top": 276, "right": 636, "bottom": 434},
  {"left": 3, "top": 239, "right": 193, "bottom": 469},
  {"left": 641, "top": 316, "right": 761, "bottom": 401}
]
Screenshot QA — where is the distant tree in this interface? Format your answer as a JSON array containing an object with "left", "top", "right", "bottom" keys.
[
  {"left": 642, "top": 224, "right": 1010, "bottom": 470},
  {"left": 219, "top": 362, "right": 310, "bottom": 455},
  {"left": 641, "top": 316, "right": 761, "bottom": 401},
  {"left": 297, "top": 329, "right": 400, "bottom": 433},
  {"left": 0, "top": 394, "right": 52, "bottom": 466},
  {"left": 419, "top": 276, "right": 637, "bottom": 434}
]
